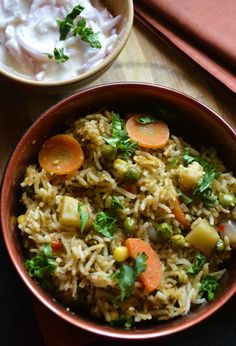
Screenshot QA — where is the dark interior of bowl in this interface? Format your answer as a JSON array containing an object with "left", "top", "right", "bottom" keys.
[{"left": 2, "top": 83, "right": 236, "bottom": 338}]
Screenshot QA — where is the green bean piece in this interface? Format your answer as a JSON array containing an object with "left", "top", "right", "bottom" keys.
[
  {"left": 156, "top": 223, "right": 173, "bottom": 243},
  {"left": 219, "top": 193, "right": 236, "bottom": 208},
  {"left": 123, "top": 217, "right": 137, "bottom": 233}
]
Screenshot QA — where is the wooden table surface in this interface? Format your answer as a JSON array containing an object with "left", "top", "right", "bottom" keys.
[{"left": 1, "top": 20, "right": 236, "bottom": 346}]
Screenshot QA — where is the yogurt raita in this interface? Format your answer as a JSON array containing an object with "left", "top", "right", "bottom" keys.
[{"left": 0, "top": 0, "right": 121, "bottom": 82}]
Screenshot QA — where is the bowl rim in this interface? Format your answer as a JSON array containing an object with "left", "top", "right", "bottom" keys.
[
  {"left": 1, "top": 82, "right": 236, "bottom": 339},
  {"left": 0, "top": 0, "right": 133, "bottom": 88}
]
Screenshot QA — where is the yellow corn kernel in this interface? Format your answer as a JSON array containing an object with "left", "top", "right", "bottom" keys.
[
  {"left": 113, "top": 246, "right": 129, "bottom": 262},
  {"left": 17, "top": 214, "right": 26, "bottom": 225}
]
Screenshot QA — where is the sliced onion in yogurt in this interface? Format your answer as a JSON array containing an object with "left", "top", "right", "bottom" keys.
[{"left": 0, "top": 0, "right": 121, "bottom": 81}]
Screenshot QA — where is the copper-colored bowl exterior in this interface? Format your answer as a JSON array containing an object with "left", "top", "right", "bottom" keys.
[
  {"left": 0, "top": 1, "right": 133, "bottom": 94},
  {"left": 1, "top": 83, "right": 236, "bottom": 339}
]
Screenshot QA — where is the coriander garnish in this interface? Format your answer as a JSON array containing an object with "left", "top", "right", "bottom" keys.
[
  {"left": 104, "top": 112, "right": 137, "bottom": 159},
  {"left": 48, "top": 48, "right": 69, "bottom": 64},
  {"left": 57, "top": 4, "right": 84, "bottom": 40},
  {"left": 72, "top": 18, "right": 101, "bottom": 48},
  {"left": 48, "top": 4, "right": 102, "bottom": 64}
]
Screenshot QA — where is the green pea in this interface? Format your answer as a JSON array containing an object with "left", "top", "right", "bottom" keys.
[
  {"left": 124, "top": 166, "right": 142, "bottom": 183},
  {"left": 216, "top": 238, "right": 225, "bottom": 251},
  {"left": 123, "top": 217, "right": 137, "bottom": 233},
  {"left": 171, "top": 234, "right": 185, "bottom": 248},
  {"left": 101, "top": 145, "right": 117, "bottom": 160},
  {"left": 219, "top": 193, "right": 236, "bottom": 208},
  {"left": 156, "top": 223, "right": 173, "bottom": 243}
]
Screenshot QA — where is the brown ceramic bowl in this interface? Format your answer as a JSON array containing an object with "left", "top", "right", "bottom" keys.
[
  {"left": 0, "top": 1, "right": 133, "bottom": 94},
  {"left": 1, "top": 82, "right": 236, "bottom": 339}
]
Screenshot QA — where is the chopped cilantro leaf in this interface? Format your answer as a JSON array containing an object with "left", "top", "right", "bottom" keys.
[
  {"left": 48, "top": 48, "right": 69, "bottom": 64},
  {"left": 178, "top": 190, "right": 193, "bottom": 205},
  {"left": 116, "top": 264, "right": 134, "bottom": 301},
  {"left": 183, "top": 150, "right": 218, "bottom": 206},
  {"left": 94, "top": 211, "right": 117, "bottom": 238},
  {"left": 57, "top": 4, "right": 84, "bottom": 40},
  {"left": 111, "top": 196, "right": 124, "bottom": 210},
  {"left": 198, "top": 167, "right": 216, "bottom": 193},
  {"left": 136, "top": 105, "right": 176, "bottom": 125},
  {"left": 67, "top": 4, "right": 84, "bottom": 20},
  {"left": 113, "top": 252, "right": 147, "bottom": 304},
  {"left": 119, "top": 139, "right": 137, "bottom": 159},
  {"left": 104, "top": 112, "right": 137, "bottom": 159},
  {"left": 137, "top": 116, "right": 157, "bottom": 124},
  {"left": 183, "top": 150, "right": 199, "bottom": 166},
  {"left": 57, "top": 19, "right": 73, "bottom": 41},
  {"left": 105, "top": 137, "right": 120, "bottom": 148},
  {"left": 78, "top": 203, "right": 90, "bottom": 233},
  {"left": 25, "top": 252, "right": 56, "bottom": 291},
  {"left": 200, "top": 189, "right": 218, "bottom": 206},
  {"left": 201, "top": 276, "right": 219, "bottom": 301},
  {"left": 134, "top": 252, "right": 147, "bottom": 277},
  {"left": 187, "top": 252, "right": 206, "bottom": 276},
  {"left": 73, "top": 18, "right": 101, "bottom": 48}
]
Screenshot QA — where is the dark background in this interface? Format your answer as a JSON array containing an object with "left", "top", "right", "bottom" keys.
[{"left": 0, "top": 230, "right": 235, "bottom": 346}]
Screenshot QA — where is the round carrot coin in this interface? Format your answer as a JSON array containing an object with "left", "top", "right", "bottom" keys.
[
  {"left": 39, "top": 134, "right": 84, "bottom": 175},
  {"left": 126, "top": 114, "right": 169, "bottom": 149}
]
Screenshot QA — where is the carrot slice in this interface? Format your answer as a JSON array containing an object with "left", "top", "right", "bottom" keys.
[
  {"left": 39, "top": 134, "right": 84, "bottom": 175},
  {"left": 50, "top": 170, "right": 79, "bottom": 185},
  {"left": 172, "top": 198, "right": 189, "bottom": 229},
  {"left": 51, "top": 239, "right": 64, "bottom": 253},
  {"left": 126, "top": 114, "right": 169, "bottom": 149},
  {"left": 125, "top": 238, "right": 162, "bottom": 293},
  {"left": 124, "top": 184, "right": 138, "bottom": 194}
]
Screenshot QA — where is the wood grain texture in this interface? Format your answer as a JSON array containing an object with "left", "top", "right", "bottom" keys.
[{"left": 1, "top": 22, "right": 236, "bottom": 346}]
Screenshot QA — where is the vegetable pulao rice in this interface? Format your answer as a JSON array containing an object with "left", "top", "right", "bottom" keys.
[{"left": 18, "top": 110, "right": 236, "bottom": 328}]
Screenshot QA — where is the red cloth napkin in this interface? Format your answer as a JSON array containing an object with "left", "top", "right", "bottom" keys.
[{"left": 134, "top": 0, "right": 236, "bottom": 93}]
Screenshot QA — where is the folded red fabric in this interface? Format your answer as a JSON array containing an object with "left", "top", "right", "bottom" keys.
[{"left": 134, "top": 0, "right": 236, "bottom": 93}]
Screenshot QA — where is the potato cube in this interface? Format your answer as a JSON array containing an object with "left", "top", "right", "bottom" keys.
[
  {"left": 185, "top": 219, "right": 219, "bottom": 257},
  {"left": 177, "top": 162, "right": 204, "bottom": 191},
  {"left": 59, "top": 196, "right": 80, "bottom": 227}
]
